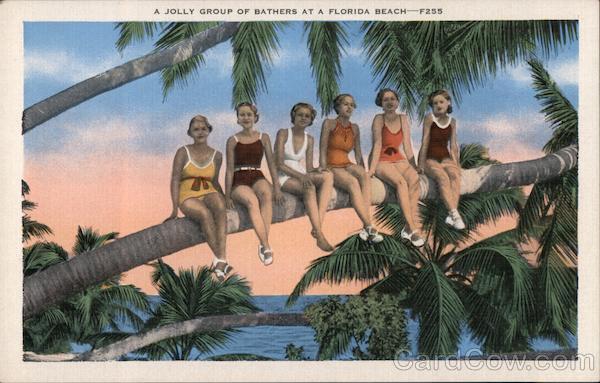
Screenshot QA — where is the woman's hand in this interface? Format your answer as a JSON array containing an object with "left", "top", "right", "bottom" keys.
[
  {"left": 225, "top": 196, "right": 235, "bottom": 210},
  {"left": 416, "top": 167, "right": 424, "bottom": 174},
  {"left": 274, "top": 189, "right": 285, "bottom": 206},
  {"left": 367, "top": 168, "right": 376, "bottom": 178},
  {"left": 300, "top": 175, "right": 314, "bottom": 189},
  {"left": 163, "top": 209, "right": 178, "bottom": 223}
]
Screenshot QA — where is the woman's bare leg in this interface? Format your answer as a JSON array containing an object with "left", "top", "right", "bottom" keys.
[
  {"left": 180, "top": 198, "right": 219, "bottom": 257},
  {"left": 375, "top": 162, "right": 417, "bottom": 232},
  {"left": 202, "top": 192, "right": 227, "bottom": 261},
  {"left": 232, "top": 185, "right": 270, "bottom": 249},
  {"left": 331, "top": 167, "right": 371, "bottom": 227}
]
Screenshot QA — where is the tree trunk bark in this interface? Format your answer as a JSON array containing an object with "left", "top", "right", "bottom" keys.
[
  {"left": 22, "top": 145, "right": 578, "bottom": 319},
  {"left": 22, "top": 22, "right": 240, "bottom": 134}
]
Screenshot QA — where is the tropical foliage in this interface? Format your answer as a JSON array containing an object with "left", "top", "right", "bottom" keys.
[
  {"left": 516, "top": 58, "right": 578, "bottom": 347},
  {"left": 22, "top": 190, "right": 149, "bottom": 354},
  {"left": 304, "top": 291, "right": 409, "bottom": 360},
  {"left": 112, "top": 21, "right": 576, "bottom": 117},
  {"left": 289, "top": 144, "right": 536, "bottom": 357},
  {"left": 135, "top": 260, "right": 258, "bottom": 360}
]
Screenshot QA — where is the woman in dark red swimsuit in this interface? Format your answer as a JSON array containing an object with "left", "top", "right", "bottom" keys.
[
  {"left": 417, "top": 89, "right": 465, "bottom": 230},
  {"left": 225, "top": 103, "right": 284, "bottom": 266},
  {"left": 368, "top": 89, "right": 424, "bottom": 247}
]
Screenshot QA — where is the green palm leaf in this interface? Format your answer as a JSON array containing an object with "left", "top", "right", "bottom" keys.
[
  {"left": 304, "top": 22, "right": 348, "bottom": 115},
  {"left": 528, "top": 57, "right": 578, "bottom": 152},
  {"left": 114, "top": 22, "right": 165, "bottom": 52},
  {"left": 23, "top": 242, "right": 68, "bottom": 276},
  {"left": 450, "top": 230, "right": 535, "bottom": 332},
  {"left": 231, "top": 22, "right": 286, "bottom": 106},
  {"left": 361, "top": 21, "right": 420, "bottom": 115},
  {"left": 410, "top": 262, "right": 465, "bottom": 356},
  {"left": 286, "top": 235, "right": 414, "bottom": 306},
  {"left": 22, "top": 215, "right": 52, "bottom": 242},
  {"left": 152, "top": 22, "right": 218, "bottom": 99},
  {"left": 73, "top": 226, "right": 118, "bottom": 254}
]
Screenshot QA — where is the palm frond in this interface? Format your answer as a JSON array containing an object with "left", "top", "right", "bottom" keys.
[
  {"left": 23, "top": 242, "right": 67, "bottom": 276},
  {"left": 22, "top": 215, "right": 52, "bottom": 242},
  {"left": 361, "top": 21, "right": 420, "bottom": 115},
  {"left": 230, "top": 22, "right": 286, "bottom": 106},
  {"left": 528, "top": 57, "right": 578, "bottom": 152},
  {"left": 73, "top": 226, "right": 119, "bottom": 255},
  {"left": 450, "top": 231, "right": 536, "bottom": 331},
  {"left": 152, "top": 22, "right": 219, "bottom": 99},
  {"left": 114, "top": 22, "right": 165, "bottom": 52},
  {"left": 533, "top": 245, "right": 577, "bottom": 347},
  {"left": 303, "top": 22, "right": 348, "bottom": 115},
  {"left": 286, "top": 235, "right": 415, "bottom": 306},
  {"left": 410, "top": 262, "right": 465, "bottom": 356}
]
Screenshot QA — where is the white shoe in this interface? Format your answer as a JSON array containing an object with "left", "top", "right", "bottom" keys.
[
  {"left": 445, "top": 215, "right": 455, "bottom": 226},
  {"left": 401, "top": 227, "right": 425, "bottom": 247},
  {"left": 359, "top": 228, "right": 369, "bottom": 241},
  {"left": 366, "top": 225, "right": 384, "bottom": 244},
  {"left": 449, "top": 210, "right": 466, "bottom": 230},
  {"left": 258, "top": 245, "right": 274, "bottom": 266}
]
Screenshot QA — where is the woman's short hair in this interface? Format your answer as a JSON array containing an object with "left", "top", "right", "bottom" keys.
[
  {"left": 375, "top": 88, "right": 399, "bottom": 107},
  {"left": 427, "top": 89, "right": 453, "bottom": 114},
  {"left": 333, "top": 94, "right": 356, "bottom": 114},
  {"left": 187, "top": 114, "right": 213, "bottom": 136},
  {"left": 290, "top": 102, "right": 317, "bottom": 125},
  {"left": 235, "top": 102, "right": 260, "bottom": 123}
]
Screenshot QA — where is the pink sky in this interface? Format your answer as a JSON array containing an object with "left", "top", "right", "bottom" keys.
[{"left": 24, "top": 142, "right": 543, "bottom": 296}]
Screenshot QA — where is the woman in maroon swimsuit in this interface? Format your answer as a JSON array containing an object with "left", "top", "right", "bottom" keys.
[
  {"left": 418, "top": 89, "right": 465, "bottom": 230},
  {"left": 225, "top": 102, "right": 284, "bottom": 266}
]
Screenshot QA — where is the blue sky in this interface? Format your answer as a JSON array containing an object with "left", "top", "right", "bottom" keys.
[{"left": 24, "top": 21, "right": 578, "bottom": 162}]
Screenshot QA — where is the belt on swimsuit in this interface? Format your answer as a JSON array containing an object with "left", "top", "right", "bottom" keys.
[{"left": 235, "top": 166, "right": 261, "bottom": 171}]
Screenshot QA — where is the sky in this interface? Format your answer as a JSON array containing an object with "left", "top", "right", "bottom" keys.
[{"left": 23, "top": 21, "right": 578, "bottom": 295}]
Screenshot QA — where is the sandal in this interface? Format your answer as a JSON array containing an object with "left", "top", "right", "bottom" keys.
[
  {"left": 258, "top": 245, "right": 274, "bottom": 266},
  {"left": 210, "top": 258, "right": 233, "bottom": 282}
]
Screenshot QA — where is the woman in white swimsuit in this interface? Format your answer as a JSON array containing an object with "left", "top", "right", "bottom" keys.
[{"left": 274, "top": 102, "right": 335, "bottom": 251}]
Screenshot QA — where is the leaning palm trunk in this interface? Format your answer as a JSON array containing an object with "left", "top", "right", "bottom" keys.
[
  {"left": 22, "top": 310, "right": 575, "bottom": 361},
  {"left": 23, "top": 145, "right": 578, "bottom": 319},
  {"left": 22, "top": 22, "right": 239, "bottom": 134}
]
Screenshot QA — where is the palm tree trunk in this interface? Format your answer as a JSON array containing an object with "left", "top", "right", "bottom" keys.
[
  {"left": 23, "top": 145, "right": 577, "bottom": 319},
  {"left": 22, "top": 22, "right": 240, "bottom": 134},
  {"left": 23, "top": 313, "right": 309, "bottom": 361}
]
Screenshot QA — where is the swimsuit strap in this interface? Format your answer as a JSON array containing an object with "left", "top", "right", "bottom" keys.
[
  {"left": 233, "top": 134, "right": 239, "bottom": 142},
  {"left": 183, "top": 145, "right": 192, "bottom": 166}
]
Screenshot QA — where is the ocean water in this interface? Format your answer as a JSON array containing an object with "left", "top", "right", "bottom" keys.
[{"left": 71, "top": 295, "right": 577, "bottom": 360}]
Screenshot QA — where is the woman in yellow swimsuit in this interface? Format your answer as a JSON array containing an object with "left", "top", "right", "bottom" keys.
[
  {"left": 319, "top": 94, "right": 383, "bottom": 243},
  {"left": 165, "top": 115, "right": 231, "bottom": 281}
]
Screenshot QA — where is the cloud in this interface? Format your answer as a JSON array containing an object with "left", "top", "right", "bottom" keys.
[
  {"left": 25, "top": 46, "right": 150, "bottom": 84},
  {"left": 507, "top": 58, "right": 578, "bottom": 87}
]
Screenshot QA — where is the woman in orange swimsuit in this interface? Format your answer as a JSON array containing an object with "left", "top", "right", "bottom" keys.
[
  {"left": 165, "top": 115, "right": 231, "bottom": 281},
  {"left": 225, "top": 102, "right": 284, "bottom": 266},
  {"left": 418, "top": 89, "right": 465, "bottom": 230},
  {"left": 319, "top": 94, "right": 383, "bottom": 243},
  {"left": 368, "top": 89, "right": 424, "bottom": 247}
]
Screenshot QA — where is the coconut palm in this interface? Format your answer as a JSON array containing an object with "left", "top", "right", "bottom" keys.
[
  {"left": 287, "top": 144, "right": 537, "bottom": 356},
  {"left": 135, "top": 260, "right": 258, "bottom": 360},
  {"left": 23, "top": 224, "right": 150, "bottom": 353},
  {"left": 22, "top": 21, "right": 580, "bottom": 318},
  {"left": 517, "top": 58, "right": 577, "bottom": 347}
]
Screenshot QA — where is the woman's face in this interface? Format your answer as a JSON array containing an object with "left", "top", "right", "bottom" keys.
[
  {"left": 381, "top": 91, "right": 399, "bottom": 112},
  {"left": 337, "top": 96, "right": 356, "bottom": 118},
  {"left": 431, "top": 94, "right": 450, "bottom": 115},
  {"left": 237, "top": 106, "right": 256, "bottom": 129},
  {"left": 293, "top": 107, "right": 313, "bottom": 128},
  {"left": 189, "top": 120, "right": 210, "bottom": 140}
]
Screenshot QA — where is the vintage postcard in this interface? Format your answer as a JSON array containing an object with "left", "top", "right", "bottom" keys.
[{"left": 1, "top": 0, "right": 598, "bottom": 381}]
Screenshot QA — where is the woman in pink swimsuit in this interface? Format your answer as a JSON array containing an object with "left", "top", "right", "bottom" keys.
[{"left": 368, "top": 89, "right": 424, "bottom": 247}]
